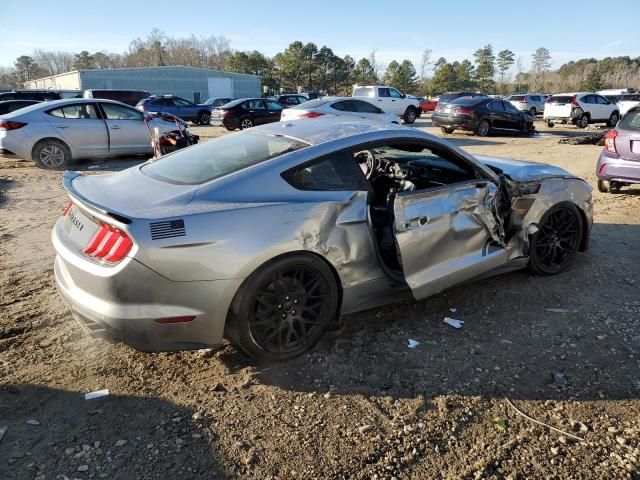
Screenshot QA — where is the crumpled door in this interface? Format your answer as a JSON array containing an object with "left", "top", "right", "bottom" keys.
[{"left": 393, "top": 180, "right": 508, "bottom": 299}]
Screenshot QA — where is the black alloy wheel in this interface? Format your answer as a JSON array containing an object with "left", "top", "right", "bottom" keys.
[{"left": 529, "top": 203, "right": 583, "bottom": 275}]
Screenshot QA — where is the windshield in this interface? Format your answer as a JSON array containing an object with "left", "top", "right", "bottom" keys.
[{"left": 142, "top": 131, "right": 309, "bottom": 184}]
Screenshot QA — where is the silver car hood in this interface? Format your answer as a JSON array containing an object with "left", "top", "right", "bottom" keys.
[
  {"left": 476, "top": 155, "right": 573, "bottom": 182},
  {"left": 63, "top": 167, "right": 197, "bottom": 218}
]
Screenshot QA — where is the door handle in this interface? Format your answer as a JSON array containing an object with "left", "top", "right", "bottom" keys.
[
  {"left": 378, "top": 99, "right": 383, "bottom": 102},
  {"left": 110, "top": 125, "right": 121, "bottom": 130},
  {"left": 391, "top": 99, "right": 396, "bottom": 102},
  {"left": 56, "top": 125, "right": 69, "bottom": 129}
]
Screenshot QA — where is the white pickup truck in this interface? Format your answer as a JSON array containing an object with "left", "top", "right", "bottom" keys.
[{"left": 352, "top": 85, "right": 421, "bottom": 124}]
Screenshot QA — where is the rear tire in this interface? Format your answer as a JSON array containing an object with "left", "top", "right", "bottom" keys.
[
  {"left": 441, "top": 127, "right": 454, "bottom": 134},
  {"left": 476, "top": 119, "right": 490, "bottom": 137},
  {"left": 597, "top": 180, "right": 610, "bottom": 193},
  {"left": 529, "top": 107, "right": 537, "bottom": 117},
  {"left": 240, "top": 117, "right": 254, "bottom": 130},
  {"left": 576, "top": 114, "right": 589, "bottom": 129},
  {"left": 607, "top": 111, "right": 619, "bottom": 127},
  {"left": 32, "top": 139, "right": 71, "bottom": 169},
  {"left": 403, "top": 107, "right": 417, "bottom": 124},
  {"left": 226, "top": 254, "right": 339, "bottom": 362},
  {"left": 197, "top": 111, "right": 211, "bottom": 125},
  {"left": 546, "top": 121, "right": 554, "bottom": 128},
  {"left": 528, "top": 202, "right": 583, "bottom": 275}
]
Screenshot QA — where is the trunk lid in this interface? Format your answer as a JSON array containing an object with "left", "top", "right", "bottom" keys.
[{"left": 63, "top": 167, "right": 198, "bottom": 219}]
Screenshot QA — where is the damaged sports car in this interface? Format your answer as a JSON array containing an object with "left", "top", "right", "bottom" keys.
[{"left": 52, "top": 118, "right": 593, "bottom": 361}]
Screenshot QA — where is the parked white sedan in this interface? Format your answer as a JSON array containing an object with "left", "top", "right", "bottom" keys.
[
  {"left": 0, "top": 99, "right": 176, "bottom": 169},
  {"left": 280, "top": 97, "right": 400, "bottom": 124}
]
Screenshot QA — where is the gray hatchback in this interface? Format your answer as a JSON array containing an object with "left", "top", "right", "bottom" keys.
[{"left": 508, "top": 94, "right": 547, "bottom": 117}]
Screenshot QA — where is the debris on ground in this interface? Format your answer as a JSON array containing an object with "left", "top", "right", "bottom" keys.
[
  {"left": 443, "top": 317, "right": 464, "bottom": 329},
  {"left": 544, "top": 307, "right": 569, "bottom": 313},
  {"left": 407, "top": 339, "right": 420, "bottom": 349},
  {"left": 552, "top": 372, "right": 567, "bottom": 386},
  {"left": 0, "top": 425, "right": 7, "bottom": 443},
  {"left": 558, "top": 132, "right": 606, "bottom": 145},
  {"left": 85, "top": 389, "right": 110, "bottom": 400}
]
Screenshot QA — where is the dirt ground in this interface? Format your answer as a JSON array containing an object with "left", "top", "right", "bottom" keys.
[{"left": 1, "top": 117, "right": 639, "bottom": 480}]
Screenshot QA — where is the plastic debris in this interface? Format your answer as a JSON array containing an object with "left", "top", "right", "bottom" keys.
[
  {"left": 449, "top": 308, "right": 457, "bottom": 313},
  {"left": 552, "top": 372, "right": 567, "bottom": 386},
  {"left": 443, "top": 317, "right": 464, "bottom": 329},
  {"left": 0, "top": 425, "right": 7, "bottom": 443},
  {"left": 544, "top": 308, "right": 568, "bottom": 313},
  {"left": 407, "top": 339, "right": 420, "bottom": 349},
  {"left": 494, "top": 417, "right": 508, "bottom": 431},
  {"left": 85, "top": 389, "right": 110, "bottom": 400}
]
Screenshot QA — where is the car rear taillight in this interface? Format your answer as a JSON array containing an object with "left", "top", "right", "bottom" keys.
[
  {"left": 62, "top": 201, "right": 73, "bottom": 216},
  {"left": 0, "top": 121, "right": 27, "bottom": 131},
  {"left": 218, "top": 109, "right": 230, "bottom": 117},
  {"left": 571, "top": 95, "right": 579, "bottom": 108},
  {"left": 83, "top": 223, "right": 133, "bottom": 263},
  {"left": 546, "top": 97, "right": 552, "bottom": 103},
  {"left": 521, "top": 98, "right": 528, "bottom": 104},
  {"left": 434, "top": 105, "right": 444, "bottom": 112},
  {"left": 299, "top": 112, "right": 324, "bottom": 118},
  {"left": 454, "top": 107, "right": 474, "bottom": 115},
  {"left": 604, "top": 129, "right": 618, "bottom": 154}
]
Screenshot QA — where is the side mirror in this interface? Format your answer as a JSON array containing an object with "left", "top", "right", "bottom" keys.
[{"left": 401, "top": 92, "right": 406, "bottom": 99}]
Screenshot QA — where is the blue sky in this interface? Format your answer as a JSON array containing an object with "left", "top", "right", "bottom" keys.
[{"left": 2, "top": 0, "right": 638, "bottom": 73}]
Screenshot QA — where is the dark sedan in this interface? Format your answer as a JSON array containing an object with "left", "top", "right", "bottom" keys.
[
  {"left": 432, "top": 97, "right": 534, "bottom": 137},
  {"left": 211, "top": 98, "right": 284, "bottom": 130},
  {"left": 0, "top": 99, "right": 41, "bottom": 115}
]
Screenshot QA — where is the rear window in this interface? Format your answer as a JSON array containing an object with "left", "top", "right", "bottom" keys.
[
  {"left": 548, "top": 96, "right": 574, "bottom": 104},
  {"left": 511, "top": 95, "right": 526, "bottom": 101},
  {"left": 449, "top": 97, "right": 485, "bottom": 106},
  {"left": 353, "top": 87, "right": 374, "bottom": 97},
  {"left": 141, "top": 131, "right": 309, "bottom": 184},
  {"left": 620, "top": 111, "right": 640, "bottom": 130},
  {"left": 291, "top": 98, "right": 331, "bottom": 110},
  {"left": 438, "top": 93, "right": 461, "bottom": 102}
]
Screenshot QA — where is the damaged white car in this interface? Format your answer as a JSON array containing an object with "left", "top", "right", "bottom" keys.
[{"left": 52, "top": 118, "right": 593, "bottom": 361}]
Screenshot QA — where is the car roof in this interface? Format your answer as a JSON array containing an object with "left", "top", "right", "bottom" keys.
[{"left": 0, "top": 98, "right": 133, "bottom": 118}]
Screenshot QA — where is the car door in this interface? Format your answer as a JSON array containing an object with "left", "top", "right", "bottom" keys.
[
  {"left": 173, "top": 97, "right": 196, "bottom": 120},
  {"left": 581, "top": 95, "right": 598, "bottom": 119},
  {"left": 487, "top": 100, "right": 507, "bottom": 128},
  {"left": 44, "top": 103, "right": 109, "bottom": 157},
  {"left": 391, "top": 145, "right": 507, "bottom": 299},
  {"left": 266, "top": 100, "right": 284, "bottom": 122},
  {"left": 376, "top": 87, "right": 393, "bottom": 114},
  {"left": 246, "top": 99, "right": 269, "bottom": 124},
  {"left": 388, "top": 88, "right": 405, "bottom": 115},
  {"left": 503, "top": 101, "right": 524, "bottom": 130},
  {"left": 99, "top": 102, "right": 151, "bottom": 155},
  {"left": 330, "top": 100, "right": 357, "bottom": 118},
  {"left": 595, "top": 95, "right": 613, "bottom": 120}
]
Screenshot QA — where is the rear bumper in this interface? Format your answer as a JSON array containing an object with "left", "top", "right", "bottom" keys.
[
  {"left": 432, "top": 113, "right": 479, "bottom": 131},
  {"left": 596, "top": 151, "right": 640, "bottom": 183},
  {"left": 0, "top": 130, "right": 34, "bottom": 160},
  {"left": 52, "top": 222, "right": 243, "bottom": 352}
]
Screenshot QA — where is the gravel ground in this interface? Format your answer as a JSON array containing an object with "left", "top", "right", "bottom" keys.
[{"left": 1, "top": 118, "right": 639, "bottom": 480}]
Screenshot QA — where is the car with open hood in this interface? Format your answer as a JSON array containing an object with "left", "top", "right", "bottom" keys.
[{"left": 52, "top": 118, "right": 593, "bottom": 361}]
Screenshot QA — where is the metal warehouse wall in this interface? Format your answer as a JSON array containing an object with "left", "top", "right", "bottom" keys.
[{"left": 78, "top": 67, "right": 261, "bottom": 102}]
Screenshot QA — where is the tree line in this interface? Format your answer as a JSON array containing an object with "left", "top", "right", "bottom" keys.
[{"left": 1, "top": 29, "right": 638, "bottom": 96}]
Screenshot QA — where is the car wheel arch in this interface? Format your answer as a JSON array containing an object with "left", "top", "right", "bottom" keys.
[
  {"left": 226, "top": 249, "right": 344, "bottom": 320},
  {"left": 527, "top": 201, "right": 590, "bottom": 253},
  {"left": 31, "top": 137, "right": 74, "bottom": 160}
]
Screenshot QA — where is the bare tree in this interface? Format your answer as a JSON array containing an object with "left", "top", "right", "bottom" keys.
[
  {"left": 419, "top": 49, "right": 433, "bottom": 82},
  {"left": 32, "top": 50, "right": 75, "bottom": 75}
]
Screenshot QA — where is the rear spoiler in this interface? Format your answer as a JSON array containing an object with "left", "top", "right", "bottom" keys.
[{"left": 62, "top": 171, "right": 131, "bottom": 224}]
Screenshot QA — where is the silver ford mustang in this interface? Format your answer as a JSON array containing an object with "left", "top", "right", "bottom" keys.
[{"left": 52, "top": 118, "right": 593, "bottom": 361}]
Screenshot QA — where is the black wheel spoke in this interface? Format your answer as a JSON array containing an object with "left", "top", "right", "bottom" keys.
[{"left": 534, "top": 206, "right": 580, "bottom": 271}]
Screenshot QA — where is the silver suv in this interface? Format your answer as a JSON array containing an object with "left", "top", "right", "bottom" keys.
[{"left": 508, "top": 94, "right": 547, "bottom": 117}]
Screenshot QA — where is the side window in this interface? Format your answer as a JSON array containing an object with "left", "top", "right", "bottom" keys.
[
  {"left": 174, "top": 98, "right": 192, "bottom": 106},
  {"left": 582, "top": 95, "right": 595, "bottom": 104},
  {"left": 596, "top": 95, "right": 609, "bottom": 105},
  {"left": 504, "top": 102, "right": 519, "bottom": 113},
  {"left": 47, "top": 104, "right": 99, "bottom": 119},
  {"left": 101, "top": 103, "right": 144, "bottom": 120},
  {"left": 248, "top": 100, "right": 266, "bottom": 109},
  {"left": 354, "top": 100, "right": 380, "bottom": 113},
  {"left": 331, "top": 101, "right": 355, "bottom": 112},
  {"left": 282, "top": 151, "right": 368, "bottom": 191},
  {"left": 378, "top": 88, "right": 391, "bottom": 98},
  {"left": 488, "top": 101, "right": 505, "bottom": 111},
  {"left": 266, "top": 101, "right": 283, "bottom": 110},
  {"left": 389, "top": 88, "right": 402, "bottom": 98}
]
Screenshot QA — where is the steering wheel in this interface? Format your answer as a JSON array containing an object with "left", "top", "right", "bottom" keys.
[{"left": 354, "top": 150, "right": 377, "bottom": 179}]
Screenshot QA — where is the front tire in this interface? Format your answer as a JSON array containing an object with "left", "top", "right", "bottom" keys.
[
  {"left": 32, "top": 139, "right": 71, "bottom": 169},
  {"left": 546, "top": 121, "right": 555, "bottom": 128},
  {"left": 529, "top": 107, "right": 537, "bottom": 117},
  {"left": 441, "top": 127, "right": 454, "bottom": 134},
  {"left": 476, "top": 119, "right": 490, "bottom": 137},
  {"left": 403, "top": 107, "right": 417, "bottom": 124},
  {"left": 226, "top": 254, "right": 339, "bottom": 362},
  {"left": 529, "top": 203, "right": 583, "bottom": 275}
]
